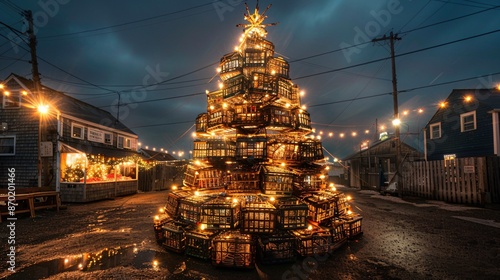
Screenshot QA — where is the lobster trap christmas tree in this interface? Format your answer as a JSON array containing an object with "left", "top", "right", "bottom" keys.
[{"left": 154, "top": 2, "right": 362, "bottom": 268}]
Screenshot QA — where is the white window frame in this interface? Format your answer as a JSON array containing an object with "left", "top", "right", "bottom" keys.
[
  {"left": 460, "top": 111, "right": 476, "bottom": 132},
  {"left": 430, "top": 123, "right": 441, "bottom": 139},
  {"left": 71, "top": 123, "right": 85, "bottom": 139},
  {"left": 2, "top": 91, "right": 21, "bottom": 108},
  {"left": 104, "top": 132, "right": 113, "bottom": 145},
  {"left": 0, "top": 135, "right": 16, "bottom": 155},
  {"left": 125, "top": 138, "right": 131, "bottom": 149}
]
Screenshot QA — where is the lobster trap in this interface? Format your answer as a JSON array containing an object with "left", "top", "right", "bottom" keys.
[
  {"left": 178, "top": 195, "right": 211, "bottom": 224},
  {"left": 327, "top": 220, "right": 348, "bottom": 252},
  {"left": 212, "top": 230, "right": 255, "bottom": 268},
  {"left": 227, "top": 167, "right": 260, "bottom": 193},
  {"left": 201, "top": 196, "right": 240, "bottom": 229},
  {"left": 162, "top": 221, "right": 187, "bottom": 253},
  {"left": 153, "top": 214, "right": 170, "bottom": 243},
  {"left": 165, "top": 190, "right": 191, "bottom": 218},
  {"left": 261, "top": 165, "right": 294, "bottom": 196},
  {"left": 276, "top": 197, "right": 308, "bottom": 230},
  {"left": 292, "top": 226, "right": 332, "bottom": 257},
  {"left": 341, "top": 214, "right": 363, "bottom": 238},
  {"left": 301, "top": 191, "right": 338, "bottom": 224},
  {"left": 240, "top": 200, "right": 277, "bottom": 234},
  {"left": 257, "top": 230, "right": 297, "bottom": 264},
  {"left": 185, "top": 228, "right": 218, "bottom": 260}
]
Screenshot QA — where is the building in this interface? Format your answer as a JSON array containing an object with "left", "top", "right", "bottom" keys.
[
  {"left": 0, "top": 73, "right": 139, "bottom": 202},
  {"left": 343, "top": 136, "right": 423, "bottom": 189},
  {"left": 424, "top": 88, "right": 500, "bottom": 161},
  {"left": 137, "top": 148, "right": 184, "bottom": 192}
]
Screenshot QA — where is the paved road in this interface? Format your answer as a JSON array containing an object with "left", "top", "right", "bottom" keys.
[{"left": 1, "top": 188, "right": 499, "bottom": 279}]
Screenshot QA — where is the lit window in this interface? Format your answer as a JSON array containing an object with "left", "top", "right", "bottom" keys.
[
  {"left": 71, "top": 123, "right": 85, "bottom": 139},
  {"left": 0, "top": 136, "right": 16, "bottom": 155},
  {"left": 430, "top": 123, "right": 441, "bottom": 139},
  {"left": 117, "top": 136, "right": 124, "bottom": 149},
  {"left": 460, "top": 111, "right": 476, "bottom": 132}
]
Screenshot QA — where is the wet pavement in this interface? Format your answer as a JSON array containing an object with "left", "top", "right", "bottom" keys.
[{"left": 1, "top": 187, "right": 499, "bottom": 279}]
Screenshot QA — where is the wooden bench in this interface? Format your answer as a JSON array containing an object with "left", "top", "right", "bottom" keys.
[{"left": 0, "top": 188, "right": 61, "bottom": 222}]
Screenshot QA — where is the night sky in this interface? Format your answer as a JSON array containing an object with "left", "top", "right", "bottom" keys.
[{"left": 1, "top": 0, "right": 499, "bottom": 159}]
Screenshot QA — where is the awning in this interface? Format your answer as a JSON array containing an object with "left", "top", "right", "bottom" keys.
[{"left": 60, "top": 141, "right": 139, "bottom": 158}]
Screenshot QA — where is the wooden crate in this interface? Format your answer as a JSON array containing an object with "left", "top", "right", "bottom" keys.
[
  {"left": 185, "top": 228, "right": 218, "bottom": 260},
  {"left": 212, "top": 230, "right": 255, "bottom": 268},
  {"left": 276, "top": 197, "right": 308, "bottom": 230},
  {"left": 162, "top": 221, "right": 186, "bottom": 253},
  {"left": 257, "top": 231, "right": 296, "bottom": 264},
  {"left": 301, "top": 192, "right": 337, "bottom": 224},
  {"left": 165, "top": 190, "right": 191, "bottom": 218},
  {"left": 240, "top": 201, "right": 277, "bottom": 234},
  {"left": 292, "top": 226, "right": 332, "bottom": 257},
  {"left": 341, "top": 215, "right": 363, "bottom": 238},
  {"left": 178, "top": 195, "right": 210, "bottom": 224},
  {"left": 201, "top": 196, "right": 240, "bottom": 229},
  {"left": 198, "top": 168, "right": 223, "bottom": 190}
]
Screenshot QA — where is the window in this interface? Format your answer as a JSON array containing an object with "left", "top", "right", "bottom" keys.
[
  {"left": 2, "top": 91, "right": 21, "bottom": 108},
  {"left": 0, "top": 136, "right": 15, "bottom": 155},
  {"left": 430, "top": 123, "right": 441, "bottom": 139},
  {"left": 117, "top": 136, "right": 124, "bottom": 149},
  {"left": 71, "top": 123, "right": 85, "bottom": 139},
  {"left": 104, "top": 133, "right": 113, "bottom": 145},
  {"left": 461, "top": 111, "right": 476, "bottom": 132}
]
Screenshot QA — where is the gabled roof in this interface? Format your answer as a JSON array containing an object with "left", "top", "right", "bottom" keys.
[
  {"left": 139, "top": 148, "right": 177, "bottom": 161},
  {"left": 4, "top": 73, "right": 136, "bottom": 135},
  {"left": 342, "top": 135, "right": 421, "bottom": 161},
  {"left": 426, "top": 88, "right": 500, "bottom": 127}
]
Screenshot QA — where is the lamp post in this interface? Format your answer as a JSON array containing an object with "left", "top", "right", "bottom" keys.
[
  {"left": 37, "top": 104, "right": 48, "bottom": 188},
  {"left": 392, "top": 118, "right": 409, "bottom": 197}
]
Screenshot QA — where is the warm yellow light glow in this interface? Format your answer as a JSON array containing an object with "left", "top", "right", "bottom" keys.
[
  {"left": 392, "top": 118, "right": 401, "bottom": 126},
  {"left": 218, "top": 82, "right": 224, "bottom": 89},
  {"left": 205, "top": 90, "right": 209, "bottom": 94},
  {"left": 271, "top": 69, "right": 276, "bottom": 75},
  {"left": 346, "top": 195, "right": 352, "bottom": 201},
  {"left": 340, "top": 133, "right": 345, "bottom": 138},
  {"left": 22, "top": 90, "right": 28, "bottom": 95},
  {"left": 440, "top": 102, "right": 446, "bottom": 108},
  {"left": 0, "top": 84, "right": 3, "bottom": 89},
  {"left": 325, "top": 166, "right": 330, "bottom": 170},
  {"left": 347, "top": 210, "right": 352, "bottom": 215},
  {"left": 270, "top": 196, "right": 275, "bottom": 202},
  {"left": 418, "top": 108, "right": 424, "bottom": 113},
  {"left": 351, "top": 132, "right": 357, "bottom": 137},
  {"left": 153, "top": 260, "right": 158, "bottom": 267},
  {"left": 307, "top": 225, "right": 313, "bottom": 231},
  {"left": 329, "top": 132, "right": 333, "bottom": 137},
  {"left": 172, "top": 185, "right": 178, "bottom": 190},
  {"left": 216, "top": 67, "right": 221, "bottom": 73},
  {"left": 464, "top": 95, "right": 472, "bottom": 102},
  {"left": 285, "top": 103, "right": 291, "bottom": 108},
  {"left": 195, "top": 160, "right": 201, "bottom": 166},
  {"left": 200, "top": 224, "right": 207, "bottom": 230},
  {"left": 159, "top": 208, "right": 165, "bottom": 213},
  {"left": 319, "top": 175, "right": 325, "bottom": 179},
  {"left": 316, "top": 135, "right": 321, "bottom": 140},
  {"left": 192, "top": 132, "right": 197, "bottom": 138},
  {"left": 38, "top": 104, "right": 49, "bottom": 114},
  {"left": 280, "top": 162, "right": 286, "bottom": 167},
  {"left": 154, "top": 215, "right": 160, "bottom": 221},
  {"left": 403, "top": 110, "right": 409, "bottom": 116},
  {"left": 365, "top": 130, "right": 370, "bottom": 134},
  {"left": 4, "top": 91, "right": 10, "bottom": 96},
  {"left": 232, "top": 198, "right": 238, "bottom": 204},
  {"left": 209, "top": 105, "right": 215, "bottom": 110},
  {"left": 223, "top": 103, "right": 228, "bottom": 109},
  {"left": 300, "top": 90, "right": 305, "bottom": 96},
  {"left": 194, "top": 191, "right": 200, "bottom": 196}
]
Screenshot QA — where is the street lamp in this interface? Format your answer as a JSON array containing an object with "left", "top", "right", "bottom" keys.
[{"left": 37, "top": 104, "right": 49, "bottom": 187}]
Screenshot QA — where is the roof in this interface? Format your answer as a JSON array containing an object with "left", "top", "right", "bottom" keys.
[
  {"left": 139, "top": 148, "right": 177, "bottom": 161},
  {"left": 342, "top": 135, "right": 421, "bottom": 161},
  {"left": 61, "top": 141, "right": 139, "bottom": 158},
  {"left": 426, "top": 88, "right": 500, "bottom": 127},
  {"left": 5, "top": 73, "right": 136, "bottom": 135}
]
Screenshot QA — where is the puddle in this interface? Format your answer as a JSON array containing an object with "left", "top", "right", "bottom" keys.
[{"left": 3, "top": 246, "right": 176, "bottom": 279}]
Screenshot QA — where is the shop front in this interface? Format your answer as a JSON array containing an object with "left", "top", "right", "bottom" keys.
[{"left": 59, "top": 143, "right": 138, "bottom": 202}]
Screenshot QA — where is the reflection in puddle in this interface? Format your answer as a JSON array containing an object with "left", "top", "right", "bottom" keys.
[{"left": 3, "top": 246, "right": 173, "bottom": 280}]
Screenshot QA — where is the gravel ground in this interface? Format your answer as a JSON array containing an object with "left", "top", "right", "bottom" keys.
[{"left": 1, "top": 188, "right": 499, "bottom": 280}]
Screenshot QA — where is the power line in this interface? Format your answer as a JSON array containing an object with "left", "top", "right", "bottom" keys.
[
  {"left": 293, "top": 28, "right": 500, "bottom": 81},
  {"left": 39, "top": 2, "right": 215, "bottom": 40},
  {"left": 130, "top": 120, "right": 193, "bottom": 129}
]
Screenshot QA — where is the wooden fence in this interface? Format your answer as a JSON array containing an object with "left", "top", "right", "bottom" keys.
[
  {"left": 138, "top": 162, "right": 185, "bottom": 192},
  {"left": 402, "top": 157, "right": 500, "bottom": 205}
]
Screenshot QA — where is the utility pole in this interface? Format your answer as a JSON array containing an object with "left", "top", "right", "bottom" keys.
[
  {"left": 25, "top": 10, "right": 46, "bottom": 188},
  {"left": 25, "top": 10, "right": 42, "bottom": 96},
  {"left": 372, "top": 31, "right": 402, "bottom": 196}
]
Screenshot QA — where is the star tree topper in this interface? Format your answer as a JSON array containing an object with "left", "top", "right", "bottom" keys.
[{"left": 236, "top": 1, "right": 278, "bottom": 38}]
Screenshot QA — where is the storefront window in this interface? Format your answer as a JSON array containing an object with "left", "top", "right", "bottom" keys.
[{"left": 61, "top": 152, "right": 137, "bottom": 183}]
